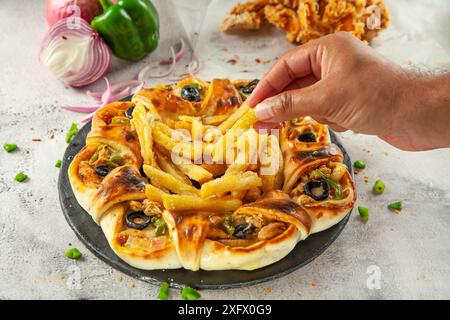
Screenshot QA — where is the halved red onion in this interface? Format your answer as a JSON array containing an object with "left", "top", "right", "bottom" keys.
[{"left": 39, "top": 17, "right": 110, "bottom": 87}]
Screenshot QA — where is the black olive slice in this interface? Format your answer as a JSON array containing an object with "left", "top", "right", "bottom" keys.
[
  {"left": 297, "top": 132, "right": 316, "bottom": 143},
  {"left": 303, "top": 179, "right": 330, "bottom": 201},
  {"left": 181, "top": 85, "right": 201, "bottom": 102},
  {"left": 125, "top": 212, "right": 151, "bottom": 230},
  {"left": 233, "top": 223, "right": 255, "bottom": 238},
  {"left": 241, "top": 79, "right": 259, "bottom": 94},
  {"left": 125, "top": 106, "right": 135, "bottom": 119},
  {"left": 95, "top": 165, "right": 112, "bottom": 177}
]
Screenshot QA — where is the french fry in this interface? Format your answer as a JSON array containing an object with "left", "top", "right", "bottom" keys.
[
  {"left": 217, "top": 103, "right": 250, "bottom": 133},
  {"left": 203, "top": 114, "right": 229, "bottom": 126},
  {"left": 259, "top": 134, "right": 284, "bottom": 192},
  {"left": 131, "top": 103, "right": 158, "bottom": 167},
  {"left": 143, "top": 165, "right": 199, "bottom": 195},
  {"left": 175, "top": 162, "right": 213, "bottom": 184},
  {"left": 200, "top": 163, "right": 228, "bottom": 177},
  {"left": 225, "top": 129, "right": 259, "bottom": 175},
  {"left": 213, "top": 109, "right": 257, "bottom": 162},
  {"left": 243, "top": 187, "right": 261, "bottom": 203},
  {"left": 155, "top": 150, "right": 192, "bottom": 185},
  {"left": 200, "top": 171, "right": 262, "bottom": 198},
  {"left": 145, "top": 183, "right": 169, "bottom": 202},
  {"left": 152, "top": 125, "right": 193, "bottom": 160},
  {"left": 191, "top": 118, "right": 203, "bottom": 163},
  {"left": 162, "top": 194, "right": 242, "bottom": 212}
]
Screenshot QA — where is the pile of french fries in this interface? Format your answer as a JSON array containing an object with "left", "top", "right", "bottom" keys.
[{"left": 131, "top": 99, "right": 283, "bottom": 213}]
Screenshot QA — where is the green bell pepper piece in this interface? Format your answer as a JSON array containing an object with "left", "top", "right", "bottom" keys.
[{"left": 92, "top": 0, "right": 159, "bottom": 61}]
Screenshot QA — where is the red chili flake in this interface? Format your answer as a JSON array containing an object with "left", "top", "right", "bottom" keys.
[{"left": 32, "top": 138, "right": 42, "bottom": 142}]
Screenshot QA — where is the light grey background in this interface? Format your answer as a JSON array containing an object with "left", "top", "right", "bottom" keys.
[{"left": 0, "top": 0, "right": 449, "bottom": 299}]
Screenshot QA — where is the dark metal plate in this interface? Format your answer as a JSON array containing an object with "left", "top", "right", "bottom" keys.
[{"left": 58, "top": 122, "right": 353, "bottom": 289}]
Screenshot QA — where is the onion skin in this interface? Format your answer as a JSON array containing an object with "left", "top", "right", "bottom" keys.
[{"left": 45, "top": 0, "right": 103, "bottom": 26}]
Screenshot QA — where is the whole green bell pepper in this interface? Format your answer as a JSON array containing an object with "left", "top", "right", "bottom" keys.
[{"left": 91, "top": 0, "right": 159, "bottom": 61}]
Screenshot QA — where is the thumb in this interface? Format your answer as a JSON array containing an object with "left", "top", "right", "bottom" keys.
[{"left": 253, "top": 83, "right": 329, "bottom": 123}]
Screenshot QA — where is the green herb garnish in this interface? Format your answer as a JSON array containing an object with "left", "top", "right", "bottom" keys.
[
  {"left": 388, "top": 201, "right": 402, "bottom": 210},
  {"left": 315, "top": 170, "right": 343, "bottom": 199},
  {"left": 358, "top": 206, "right": 369, "bottom": 222},
  {"left": 222, "top": 214, "right": 235, "bottom": 235},
  {"left": 157, "top": 281, "right": 170, "bottom": 300},
  {"left": 353, "top": 160, "right": 366, "bottom": 169},
  {"left": 65, "top": 123, "right": 79, "bottom": 143},
  {"left": 151, "top": 217, "right": 167, "bottom": 236},
  {"left": 65, "top": 248, "right": 82, "bottom": 260},
  {"left": 15, "top": 172, "right": 28, "bottom": 182},
  {"left": 181, "top": 286, "right": 201, "bottom": 300},
  {"left": 373, "top": 180, "right": 385, "bottom": 194},
  {"left": 3, "top": 143, "right": 18, "bottom": 153},
  {"left": 55, "top": 160, "right": 62, "bottom": 168}
]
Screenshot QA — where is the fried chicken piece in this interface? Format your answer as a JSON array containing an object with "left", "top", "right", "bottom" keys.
[
  {"left": 264, "top": 4, "right": 301, "bottom": 43},
  {"left": 221, "top": 0, "right": 269, "bottom": 32},
  {"left": 221, "top": 0, "right": 389, "bottom": 44}
]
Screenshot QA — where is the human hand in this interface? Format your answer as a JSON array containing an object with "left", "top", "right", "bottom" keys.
[{"left": 247, "top": 32, "right": 450, "bottom": 151}]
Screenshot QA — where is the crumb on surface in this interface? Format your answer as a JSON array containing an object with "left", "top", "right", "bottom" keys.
[
  {"left": 264, "top": 287, "right": 272, "bottom": 294},
  {"left": 227, "top": 55, "right": 239, "bottom": 65},
  {"left": 117, "top": 276, "right": 123, "bottom": 282},
  {"left": 255, "top": 58, "right": 261, "bottom": 64},
  {"left": 310, "top": 279, "right": 317, "bottom": 287}
]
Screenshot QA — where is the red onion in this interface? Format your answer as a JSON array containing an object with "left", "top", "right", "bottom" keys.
[
  {"left": 86, "top": 80, "right": 143, "bottom": 103},
  {"left": 61, "top": 77, "right": 143, "bottom": 123},
  {"left": 138, "top": 47, "right": 177, "bottom": 81},
  {"left": 39, "top": 17, "right": 110, "bottom": 87},
  {"left": 45, "top": 0, "right": 103, "bottom": 26},
  {"left": 160, "top": 39, "right": 186, "bottom": 65}
]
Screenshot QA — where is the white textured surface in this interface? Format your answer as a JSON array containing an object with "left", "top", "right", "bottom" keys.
[{"left": 0, "top": 0, "right": 449, "bottom": 299}]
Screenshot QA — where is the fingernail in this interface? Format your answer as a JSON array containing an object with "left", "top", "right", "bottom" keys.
[{"left": 254, "top": 101, "right": 274, "bottom": 121}]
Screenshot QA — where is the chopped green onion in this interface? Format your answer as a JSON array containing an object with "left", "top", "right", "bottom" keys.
[
  {"left": 151, "top": 217, "right": 167, "bottom": 236},
  {"left": 157, "top": 281, "right": 170, "bottom": 300},
  {"left": 222, "top": 214, "right": 235, "bottom": 235},
  {"left": 315, "top": 170, "right": 343, "bottom": 199},
  {"left": 388, "top": 201, "right": 402, "bottom": 210},
  {"left": 110, "top": 154, "right": 125, "bottom": 165},
  {"left": 181, "top": 286, "right": 201, "bottom": 300},
  {"left": 65, "top": 248, "right": 82, "bottom": 260},
  {"left": 55, "top": 160, "right": 62, "bottom": 168},
  {"left": 3, "top": 143, "right": 18, "bottom": 153},
  {"left": 353, "top": 160, "right": 366, "bottom": 169},
  {"left": 373, "top": 180, "right": 385, "bottom": 194},
  {"left": 15, "top": 172, "right": 28, "bottom": 182},
  {"left": 111, "top": 117, "right": 130, "bottom": 124},
  {"left": 65, "top": 123, "right": 79, "bottom": 143},
  {"left": 358, "top": 206, "right": 369, "bottom": 222}
]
